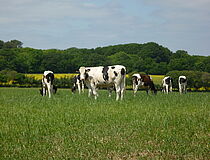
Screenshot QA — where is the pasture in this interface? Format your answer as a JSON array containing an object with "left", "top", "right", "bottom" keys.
[{"left": 0, "top": 88, "right": 209, "bottom": 159}]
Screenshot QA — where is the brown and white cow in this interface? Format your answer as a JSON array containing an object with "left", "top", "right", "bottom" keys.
[
  {"left": 40, "top": 71, "right": 56, "bottom": 98},
  {"left": 79, "top": 65, "right": 126, "bottom": 100},
  {"left": 179, "top": 76, "right": 187, "bottom": 94},
  {"left": 162, "top": 76, "right": 172, "bottom": 94},
  {"left": 132, "top": 73, "right": 157, "bottom": 96}
]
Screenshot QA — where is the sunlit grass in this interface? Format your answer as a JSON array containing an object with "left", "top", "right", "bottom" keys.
[{"left": 0, "top": 88, "right": 209, "bottom": 159}]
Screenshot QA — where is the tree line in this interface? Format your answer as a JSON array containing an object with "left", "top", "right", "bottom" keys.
[
  {"left": 1, "top": 69, "right": 210, "bottom": 90},
  {"left": 0, "top": 40, "right": 209, "bottom": 74}
]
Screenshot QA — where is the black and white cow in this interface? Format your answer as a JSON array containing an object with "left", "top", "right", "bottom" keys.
[
  {"left": 132, "top": 73, "right": 157, "bottom": 96},
  {"left": 71, "top": 75, "right": 84, "bottom": 94},
  {"left": 40, "top": 71, "right": 55, "bottom": 98},
  {"left": 79, "top": 65, "right": 126, "bottom": 100},
  {"left": 71, "top": 73, "right": 114, "bottom": 96},
  {"left": 162, "top": 76, "right": 172, "bottom": 94},
  {"left": 179, "top": 76, "right": 187, "bottom": 94}
]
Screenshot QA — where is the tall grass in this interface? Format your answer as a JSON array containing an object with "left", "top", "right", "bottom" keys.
[{"left": 0, "top": 88, "right": 209, "bottom": 159}]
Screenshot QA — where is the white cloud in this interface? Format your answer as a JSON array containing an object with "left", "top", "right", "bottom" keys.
[{"left": 0, "top": 0, "right": 209, "bottom": 55}]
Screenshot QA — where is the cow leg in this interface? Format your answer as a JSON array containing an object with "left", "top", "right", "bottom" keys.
[
  {"left": 108, "top": 86, "right": 113, "bottom": 97},
  {"left": 88, "top": 89, "right": 92, "bottom": 97},
  {"left": 165, "top": 85, "right": 169, "bottom": 94},
  {"left": 42, "top": 87, "right": 45, "bottom": 96},
  {"left": 92, "top": 86, "right": 98, "bottom": 100},
  {"left": 81, "top": 80, "right": 85, "bottom": 93},
  {"left": 133, "top": 83, "right": 138, "bottom": 97},
  {"left": 115, "top": 84, "right": 121, "bottom": 101},
  {"left": 162, "top": 86, "right": 164, "bottom": 93},
  {"left": 42, "top": 86, "right": 47, "bottom": 96},
  {"left": 90, "top": 86, "right": 97, "bottom": 100},
  {"left": 184, "top": 85, "right": 187, "bottom": 94},
  {"left": 85, "top": 84, "right": 92, "bottom": 97},
  {"left": 46, "top": 83, "right": 52, "bottom": 98},
  {"left": 89, "top": 81, "right": 98, "bottom": 100},
  {"left": 169, "top": 86, "right": 172, "bottom": 92},
  {"left": 146, "top": 88, "right": 149, "bottom": 95},
  {"left": 120, "top": 80, "right": 125, "bottom": 100},
  {"left": 179, "top": 84, "right": 182, "bottom": 94},
  {"left": 77, "top": 81, "right": 81, "bottom": 94}
]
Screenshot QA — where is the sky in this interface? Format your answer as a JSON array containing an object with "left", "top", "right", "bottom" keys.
[{"left": 0, "top": 0, "right": 210, "bottom": 56}]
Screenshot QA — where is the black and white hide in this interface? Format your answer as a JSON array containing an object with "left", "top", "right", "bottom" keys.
[
  {"left": 179, "top": 76, "right": 187, "bottom": 94},
  {"left": 79, "top": 65, "right": 126, "bottom": 100},
  {"left": 71, "top": 75, "right": 84, "bottom": 94},
  {"left": 162, "top": 76, "right": 172, "bottom": 94},
  {"left": 40, "top": 71, "right": 56, "bottom": 98}
]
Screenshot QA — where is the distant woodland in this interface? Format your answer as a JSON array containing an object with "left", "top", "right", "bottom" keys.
[{"left": 0, "top": 40, "right": 209, "bottom": 74}]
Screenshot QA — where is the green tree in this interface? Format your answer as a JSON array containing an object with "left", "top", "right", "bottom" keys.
[{"left": 3, "top": 40, "right": 23, "bottom": 48}]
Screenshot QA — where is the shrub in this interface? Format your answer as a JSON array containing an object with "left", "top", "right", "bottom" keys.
[
  {"left": 0, "top": 70, "right": 40, "bottom": 87},
  {"left": 166, "top": 70, "right": 210, "bottom": 90}
]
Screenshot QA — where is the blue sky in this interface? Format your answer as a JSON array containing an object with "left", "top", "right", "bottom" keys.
[{"left": 0, "top": 0, "right": 210, "bottom": 56}]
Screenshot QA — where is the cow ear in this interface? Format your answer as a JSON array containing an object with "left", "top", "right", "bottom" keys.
[
  {"left": 76, "top": 70, "right": 79, "bottom": 73},
  {"left": 86, "top": 69, "right": 90, "bottom": 72}
]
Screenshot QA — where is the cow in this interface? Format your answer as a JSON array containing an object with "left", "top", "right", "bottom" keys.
[
  {"left": 179, "top": 76, "right": 187, "bottom": 94},
  {"left": 132, "top": 73, "right": 157, "bottom": 96},
  {"left": 79, "top": 65, "right": 126, "bottom": 100},
  {"left": 40, "top": 70, "right": 55, "bottom": 98},
  {"left": 162, "top": 76, "right": 172, "bottom": 94},
  {"left": 71, "top": 75, "right": 84, "bottom": 94},
  {"left": 71, "top": 73, "right": 115, "bottom": 96}
]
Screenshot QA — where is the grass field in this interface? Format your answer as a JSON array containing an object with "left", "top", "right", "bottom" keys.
[{"left": 0, "top": 88, "right": 209, "bottom": 159}]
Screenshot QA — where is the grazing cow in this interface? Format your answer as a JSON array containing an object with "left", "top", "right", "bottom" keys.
[
  {"left": 71, "top": 75, "right": 84, "bottom": 94},
  {"left": 179, "top": 76, "right": 187, "bottom": 94},
  {"left": 71, "top": 73, "right": 114, "bottom": 96},
  {"left": 79, "top": 65, "right": 126, "bottom": 100},
  {"left": 162, "top": 76, "right": 172, "bottom": 94},
  {"left": 132, "top": 73, "right": 157, "bottom": 96},
  {"left": 40, "top": 70, "right": 55, "bottom": 98}
]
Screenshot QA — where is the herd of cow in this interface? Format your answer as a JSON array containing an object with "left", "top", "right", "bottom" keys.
[{"left": 40, "top": 65, "right": 187, "bottom": 100}]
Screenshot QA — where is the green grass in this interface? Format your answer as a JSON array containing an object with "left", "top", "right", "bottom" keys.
[{"left": 0, "top": 88, "right": 209, "bottom": 159}]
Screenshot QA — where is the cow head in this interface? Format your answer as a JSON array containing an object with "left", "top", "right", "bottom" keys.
[
  {"left": 79, "top": 67, "right": 90, "bottom": 81},
  {"left": 165, "top": 76, "right": 172, "bottom": 85}
]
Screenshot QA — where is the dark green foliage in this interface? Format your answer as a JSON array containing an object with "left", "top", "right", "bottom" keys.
[
  {"left": 0, "top": 70, "right": 40, "bottom": 87},
  {"left": 166, "top": 70, "right": 210, "bottom": 89},
  {"left": 0, "top": 70, "right": 75, "bottom": 88},
  {"left": 2, "top": 40, "right": 23, "bottom": 49},
  {"left": 54, "top": 77, "right": 72, "bottom": 88},
  {"left": 0, "top": 40, "right": 209, "bottom": 74}
]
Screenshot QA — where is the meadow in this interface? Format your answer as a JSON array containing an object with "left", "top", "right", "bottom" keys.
[{"left": 0, "top": 88, "right": 209, "bottom": 159}]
